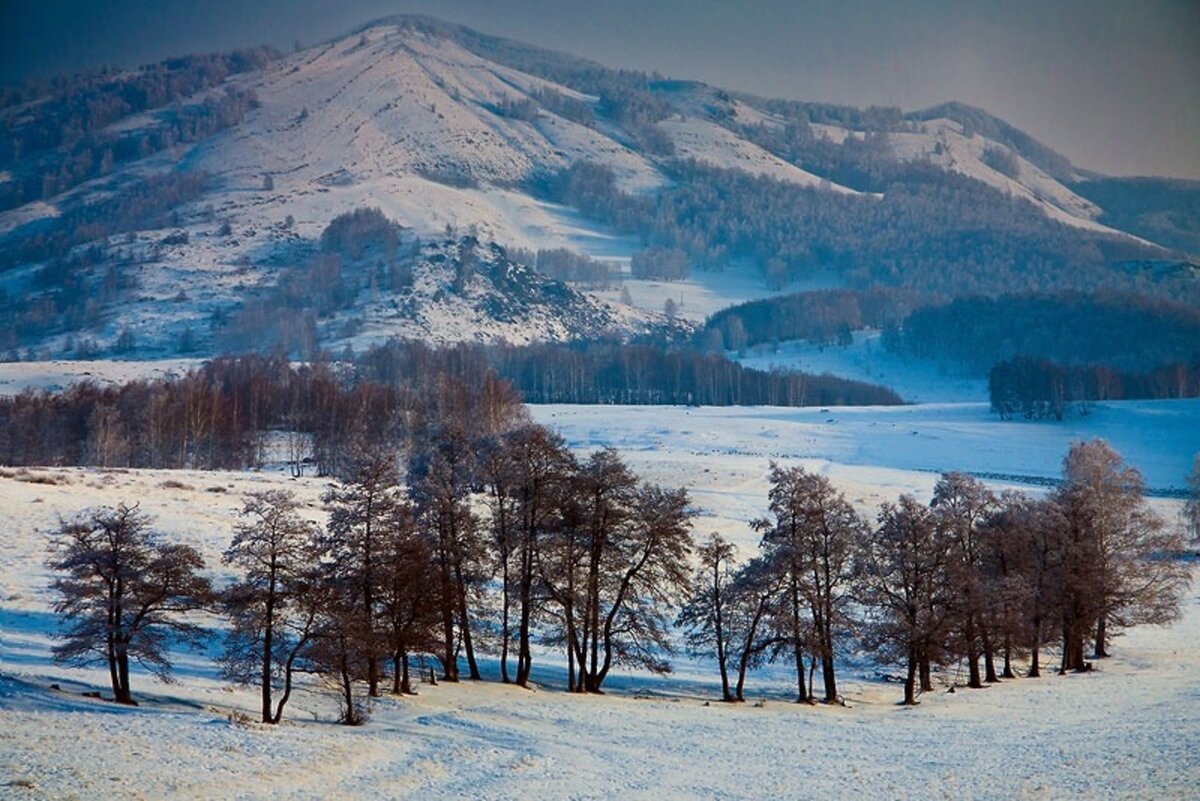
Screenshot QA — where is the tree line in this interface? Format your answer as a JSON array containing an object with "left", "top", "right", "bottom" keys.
[
  {"left": 0, "top": 345, "right": 899, "bottom": 472},
  {"left": 46, "top": 437, "right": 1189, "bottom": 721},
  {"left": 700, "top": 287, "right": 926, "bottom": 353},
  {"left": 989, "top": 357, "right": 1200, "bottom": 420},
  {"left": 679, "top": 442, "right": 1189, "bottom": 705},
  {"left": 885, "top": 291, "right": 1200, "bottom": 374},
  {"left": 49, "top": 427, "right": 695, "bottom": 721}
]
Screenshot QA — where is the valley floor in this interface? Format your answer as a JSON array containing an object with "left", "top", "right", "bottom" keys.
[{"left": 2, "top": 398, "right": 1198, "bottom": 798}]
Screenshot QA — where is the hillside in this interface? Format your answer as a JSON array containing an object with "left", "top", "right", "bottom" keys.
[{"left": 0, "top": 15, "right": 1194, "bottom": 361}]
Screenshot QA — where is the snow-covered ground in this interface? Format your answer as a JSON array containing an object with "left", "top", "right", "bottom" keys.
[
  {"left": 530, "top": 400, "right": 1200, "bottom": 500},
  {"left": 734, "top": 331, "right": 987, "bottom": 403},
  {"left": 2, "top": 396, "right": 1198, "bottom": 798},
  {"left": 0, "top": 359, "right": 203, "bottom": 396}
]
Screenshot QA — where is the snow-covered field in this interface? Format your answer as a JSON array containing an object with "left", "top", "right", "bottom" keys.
[
  {"left": 733, "top": 330, "right": 987, "bottom": 404},
  {"left": 2, "top": 394, "right": 1198, "bottom": 798},
  {"left": 0, "top": 359, "right": 203, "bottom": 396}
]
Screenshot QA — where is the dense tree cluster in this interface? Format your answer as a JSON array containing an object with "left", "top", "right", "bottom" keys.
[
  {"left": 886, "top": 292, "right": 1200, "bottom": 373},
  {"left": 988, "top": 357, "right": 1200, "bottom": 420},
  {"left": 0, "top": 353, "right": 520, "bottom": 474},
  {"left": 1, "top": 47, "right": 273, "bottom": 211},
  {"left": 1069, "top": 176, "right": 1200, "bottom": 257},
  {"left": 0, "top": 170, "right": 210, "bottom": 351},
  {"left": 319, "top": 207, "right": 399, "bottom": 260},
  {"left": 0, "top": 170, "right": 210, "bottom": 272},
  {"left": 49, "top": 431, "right": 695, "bottom": 718},
  {"left": 630, "top": 247, "right": 690, "bottom": 281},
  {"left": 480, "top": 341, "right": 902, "bottom": 406},
  {"left": 702, "top": 287, "right": 925, "bottom": 352},
  {"left": 682, "top": 446, "right": 1188, "bottom": 706},
  {"left": 979, "top": 145, "right": 1021, "bottom": 179},
  {"left": 545, "top": 159, "right": 1172, "bottom": 301}
]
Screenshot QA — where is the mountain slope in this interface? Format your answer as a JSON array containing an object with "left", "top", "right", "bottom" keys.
[{"left": 0, "top": 15, "right": 1192, "bottom": 359}]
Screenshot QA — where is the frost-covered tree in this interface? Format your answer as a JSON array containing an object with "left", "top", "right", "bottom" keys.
[
  {"left": 543, "top": 450, "right": 693, "bottom": 693},
  {"left": 409, "top": 422, "right": 485, "bottom": 682},
  {"left": 48, "top": 504, "right": 212, "bottom": 705},
  {"left": 376, "top": 501, "right": 438, "bottom": 695},
  {"left": 757, "top": 465, "right": 864, "bottom": 703},
  {"left": 856, "top": 495, "right": 952, "bottom": 705},
  {"left": 932, "top": 472, "right": 998, "bottom": 687},
  {"left": 1053, "top": 440, "right": 1189, "bottom": 667}
]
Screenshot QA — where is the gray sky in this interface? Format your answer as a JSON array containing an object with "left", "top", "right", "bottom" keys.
[{"left": 2, "top": 0, "right": 1197, "bottom": 178}]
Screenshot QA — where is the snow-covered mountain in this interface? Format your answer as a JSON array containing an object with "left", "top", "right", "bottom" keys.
[{"left": 0, "top": 15, "right": 1192, "bottom": 358}]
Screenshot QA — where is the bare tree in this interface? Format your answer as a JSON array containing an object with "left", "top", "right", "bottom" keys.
[
  {"left": 321, "top": 449, "right": 404, "bottom": 696},
  {"left": 307, "top": 574, "right": 371, "bottom": 725},
  {"left": 48, "top": 504, "right": 212, "bottom": 705},
  {"left": 677, "top": 533, "right": 738, "bottom": 701},
  {"left": 377, "top": 502, "right": 438, "bottom": 695},
  {"left": 544, "top": 450, "right": 694, "bottom": 693},
  {"left": 409, "top": 422, "right": 485, "bottom": 681},
  {"left": 504, "top": 425, "right": 574, "bottom": 687},
  {"left": 726, "top": 556, "right": 786, "bottom": 702},
  {"left": 219, "top": 490, "right": 320, "bottom": 724}
]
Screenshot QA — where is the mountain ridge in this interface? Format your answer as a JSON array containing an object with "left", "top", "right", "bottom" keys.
[{"left": 0, "top": 15, "right": 1194, "bottom": 360}]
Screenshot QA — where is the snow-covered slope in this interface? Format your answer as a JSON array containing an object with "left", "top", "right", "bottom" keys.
[
  {"left": 0, "top": 15, "right": 1185, "bottom": 362},
  {"left": 345, "top": 238, "right": 659, "bottom": 346},
  {"left": 658, "top": 116, "right": 858, "bottom": 193},
  {"left": 887, "top": 118, "right": 1114, "bottom": 233}
]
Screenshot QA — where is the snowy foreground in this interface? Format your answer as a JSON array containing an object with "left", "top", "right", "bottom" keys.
[{"left": 3, "top": 400, "right": 1199, "bottom": 799}]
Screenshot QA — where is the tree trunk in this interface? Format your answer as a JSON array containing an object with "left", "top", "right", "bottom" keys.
[
  {"left": 1028, "top": 615, "right": 1042, "bottom": 678},
  {"left": 499, "top": 554, "right": 511, "bottom": 684},
  {"left": 400, "top": 648, "right": 413, "bottom": 694},
  {"left": 903, "top": 647, "right": 918, "bottom": 706},
  {"left": 982, "top": 626, "right": 999, "bottom": 683},
  {"left": 967, "top": 649, "right": 982, "bottom": 689},
  {"left": 1093, "top": 616, "right": 1109, "bottom": 659},
  {"left": 439, "top": 546, "right": 458, "bottom": 682},
  {"left": 261, "top": 592, "right": 275, "bottom": 722},
  {"left": 516, "top": 544, "right": 534, "bottom": 687},
  {"left": 820, "top": 653, "right": 837, "bottom": 703},
  {"left": 793, "top": 640, "right": 808, "bottom": 704},
  {"left": 106, "top": 641, "right": 120, "bottom": 703},
  {"left": 919, "top": 652, "right": 933, "bottom": 693},
  {"left": 339, "top": 653, "right": 357, "bottom": 725},
  {"left": 114, "top": 648, "right": 134, "bottom": 705},
  {"left": 790, "top": 578, "right": 808, "bottom": 703},
  {"left": 1001, "top": 633, "right": 1016, "bottom": 680},
  {"left": 713, "top": 564, "right": 732, "bottom": 702},
  {"left": 454, "top": 561, "right": 480, "bottom": 680}
]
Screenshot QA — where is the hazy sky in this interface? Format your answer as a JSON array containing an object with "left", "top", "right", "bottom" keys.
[{"left": 2, "top": 0, "right": 1197, "bottom": 178}]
